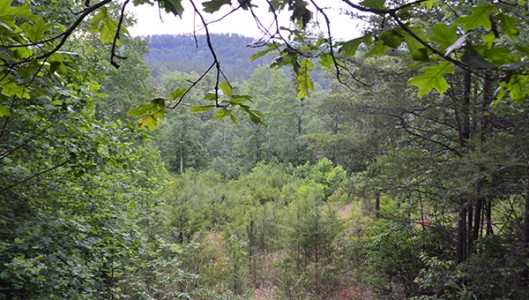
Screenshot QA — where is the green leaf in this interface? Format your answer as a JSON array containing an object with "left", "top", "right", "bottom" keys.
[
  {"left": 288, "top": 1, "right": 312, "bottom": 28},
  {"left": 404, "top": 35, "right": 430, "bottom": 62},
  {"left": 214, "top": 108, "right": 232, "bottom": 121},
  {"left": 365, "top": 40, "right": 390, "bottom": 57},
  {"left": 482, "top": 32, "right": 496, "bottom": 48},
  {"left": 431, "top": 24, "right": 457, "bottom": 50},
  {"left": 90, "top": 7, "right": 122, "bottom": 44},
  {"left": 203, "top": 0, "right": 231, "bottom": 13},
  {"left": 493, "top": 86, "right": 507, "bottom": 106},
  {"left": 100, "top": 16, "right": 120, "bottom": 44},
  {"left": 159, "top": 0, "right": 184, "bottom": 16},
  {"left": 87, "top": 82, "right": 101, "bottom": 92},
  {"left": 190, "top": 105, "right": 215, "bottom": 112},
  {"left": 338, "top": 34, "right": 371, "bottom": 58},
  {"left": 484, "top": 47, "right": 515, "bottom": 65},
  {"left": 380, "top": 30, "right": 403, "bottom": 48},
  {"left": 90, "top": 7, "right": 107, "bottom": 29},
  {"left": 494, "top": 13, "right": 519, "bottom": 39},
  {"left": 461, "top": 45, "right": 495, "bottom": 69},
  {"left": 318, "top": 53, "right": 333, "bottom": 69},
  {"left": 231, "top": 95, "right": 252, "bottom": 104},
  {"left": 503, "top": 75, "right": 529, "bottom": 101},
  {"left": 20, "top": 19, "right": 50, "bottom": 42},
  {"left": 250, "top": 44, "right": 276, "bottom": 62},
  {"left": 0, "top": 1, "right": 36, "bottom": 26},
  {"left": 219, "top": 81, "right": 233, "bottom": 97},
  {"left": 0, "top": 105, "right": 10, "bottom": 117},
  {"left": 138, "top": 114, "right": 158, "bottom": 131},
  {"left": 128, "top": 104, "right": 153, "bottom": 116},
  {"left": 456, "top": 5, "right": 499, "bottom": 31},
  {"left": 404, "top": 33, "right": 429, "bottom": 62},
  {"left": 408, "top": 61, "right": 454, "bottom": 98},
  {"left": 1, "top": 81, "right": 30, "bottom": 99},
  {"left": 422, "top": 0, "right": 439, "bottom": 9},
  {"left": 296, "top": 59, "right": 314, "bottom": 99},
  {"left": 50, "top": 60, "right": 68, "bottom": 75},
  {"left": 169, "top": 88, "right": 187, "bottom": 100},
  {"left": 13, "top": 47, "right": 32, "bottom": 59},
  {"left": 248, "top": 110, "right": 264, "bottom": 125},
  {"left": 359, "top": 0, "right": 386, "bottom": 9},
  {"left": 0, "top": 21, "right": 14, "bottom": 35},
  {"left": 203, "top": 93, "right": 217, "bottom": 101}
]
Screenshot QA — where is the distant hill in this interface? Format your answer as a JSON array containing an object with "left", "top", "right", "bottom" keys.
[{"left": 144, "top": 34, "right": 270, "bottom": 82}]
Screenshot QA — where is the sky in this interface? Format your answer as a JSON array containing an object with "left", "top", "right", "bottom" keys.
[{"left": 126, "top": 1, "right": 363, "bottom": 40}]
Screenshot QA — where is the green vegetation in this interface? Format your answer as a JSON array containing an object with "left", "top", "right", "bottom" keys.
[{"left": 2, "top": 0, "right": 529, "bottom": 299}]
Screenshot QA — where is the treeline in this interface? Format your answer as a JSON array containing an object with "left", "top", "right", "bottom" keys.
[{"left": 144, "top": 34, "right": 268, "bottom": 81}]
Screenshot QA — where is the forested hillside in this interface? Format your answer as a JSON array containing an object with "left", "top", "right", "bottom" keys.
[
  {"left": 144, "top": 34, "right": 268, "bottom": 81},
  {"left": 2, "top": 0, "right": 529, "bottom": 299}
]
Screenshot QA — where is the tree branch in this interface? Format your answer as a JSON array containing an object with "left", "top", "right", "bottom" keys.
[
  {"left": 110, "top": 0, "right": 130, "bottom": 69},
  {"left": 3, "top": 0, "right": 113, "bottom": 68},
  {"left": 0, "top": 159, "right": 72, "bottom": 194}
]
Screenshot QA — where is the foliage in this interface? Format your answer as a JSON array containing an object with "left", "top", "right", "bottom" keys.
[
  {"left": 366, "top": 219, "right": 423, "bottom": 297},
  {"left": 4, "top": 0, "right": 529, "bottom": 298}
]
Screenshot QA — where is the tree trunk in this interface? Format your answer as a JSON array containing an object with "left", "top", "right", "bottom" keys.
[
  {"left": 455, "top": 70, "right": 472, "bottom": 264},
  {"left": 179, "top": 147, "right": 184, "bottom": 175},
  {"left": 472, "top": 70, "right": 492, "bottom": 246},
  {"left": 375, "top": 191, "right": 381, "bottom": 218},
  {"left": 456, "top": 200, "right": 467, "bottom": 264},
  {"left": 472, "top": 193, "right": 483, "bottom": 247},
  {"left": 520, "top": 171, "right": 529, "bottom": 283},
  {"left": 486, "top": 199, "right": 493, "bottom": 235},
  {"left": 467, "top": 202, "right": 473, "bottom": 255}
]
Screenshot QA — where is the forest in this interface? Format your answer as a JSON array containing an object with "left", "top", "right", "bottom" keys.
[{"left": 2, "top": 0, "right": 529, "bottom": 299}]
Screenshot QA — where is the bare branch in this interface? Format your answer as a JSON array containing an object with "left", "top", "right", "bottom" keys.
[
  {"left": 110, "top": 0, "right": 130, "bottom": 69},
  {"left": 0, "top": 159, "right": 73, "bottom": 194},
  {"left": 189, "top": 0, "right": 227, "bottom": 107},
  {"left": 169, "top": 62, "right": 215, "bottom": 109}
]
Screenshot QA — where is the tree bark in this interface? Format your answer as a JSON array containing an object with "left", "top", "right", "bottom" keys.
[
  {"left": 456, "top": 70, "right": 472, "bottom": 264},
  {"left": 456, "top": 200, "right": 467, "bottom": 264},
  {"left": 520, "top": 171, "right": 529, "bottom": 283}
]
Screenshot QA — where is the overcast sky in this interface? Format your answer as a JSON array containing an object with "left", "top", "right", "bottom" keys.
[{"left": 126, "top": 1, "right": 363, "bottom": 40}]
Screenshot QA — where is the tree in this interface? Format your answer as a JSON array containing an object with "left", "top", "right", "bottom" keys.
[
  {"left": 0, "top": 2, "right": 215, "bottom": 298},
  {"left": 94, "top": 36, "right": 154, "bottom": 121}
]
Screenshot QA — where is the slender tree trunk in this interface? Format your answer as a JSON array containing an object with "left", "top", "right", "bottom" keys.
[
  {"left": 486, "top": 199, "right": 493, "bottom": 235},
  {"left": 406, "top": 192, "right": 412, "bottom": 225},
  {"left": 179, "top": 147, "right": 184, "bottom": 175},
  {"left": 456, "top": 200, "right": 467, "bottom": 264},
  {"left": 455, "top": 70, "right": 471, "bottom": 264},
  {"left": 520, "top": 172, "right": 529, "bottom": 283},
  {"left": 375, "top": 191, "right": 381, "bottom": 218},
  {"left": 467, "top": 202, "right": 473, "bottom": 255},
  {"left": 222, "top": 118, "right": 227, "bottom": 158},
  {"left": 472, "top": 192, "right": 483, "bottom": 246},
  {"left": 332, "top": 119, "right": 338, "bottom": 162},
  {"left": 522, "top": 172, "right": 529, "bottom": 248},
  {"left": 473, "top": 70, "right": 492, "bottom": 246},
  {"left": 459, "top": 70, "right": 471, "bottom": 149}
]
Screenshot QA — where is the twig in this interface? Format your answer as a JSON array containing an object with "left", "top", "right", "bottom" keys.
[
  {"left": 0, "top": 159, "right": 73, "bottom": 194},
  {"left": 169, "top": 62, "right": 215, "bottom": 109},
  {"left": 110, "top": 0, "right": 130, "bottom": 68},
  {"left": 189, "top": 0, "right": 225, "bottom": 107}
]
